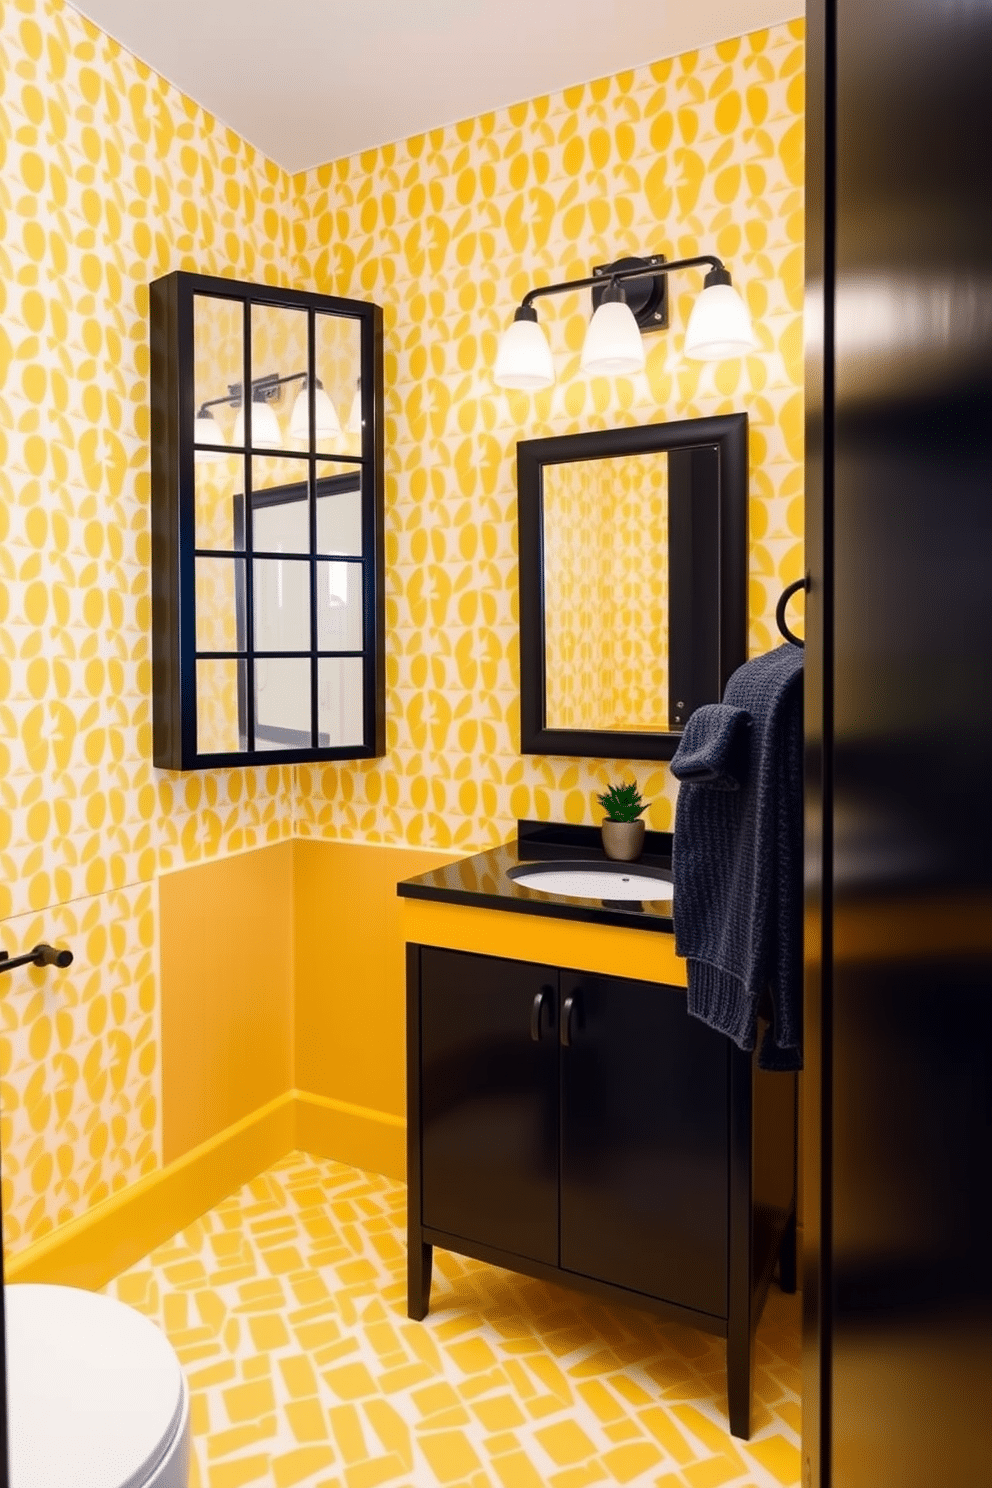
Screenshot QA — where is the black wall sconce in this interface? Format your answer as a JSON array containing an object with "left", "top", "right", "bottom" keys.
[{"left": 493, "top": 252, "right": 756, "bottom": 389}]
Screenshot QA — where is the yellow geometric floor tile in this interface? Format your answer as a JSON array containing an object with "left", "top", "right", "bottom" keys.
[{"left": 106, "top": 1152, "right": 800, "bottom": 1487}]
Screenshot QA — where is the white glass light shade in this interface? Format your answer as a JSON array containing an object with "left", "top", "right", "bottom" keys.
[
  {"left": 493, "top": 317, "right": 555, "bottom": 390},
  {"left": 683, "top": 282, "right": 757, "bottom": 360},
  {"left": 579, "top": 299, "right": 646, "bottom": 376},
  {"left": 290, "top": 381, "right": 342, "bottom": 440},
  {"left": 233, "top": 398, "right": 283, "bottom": 448},
  {"left": 193, "top": 411, "right": 228, "bottom": 462}
]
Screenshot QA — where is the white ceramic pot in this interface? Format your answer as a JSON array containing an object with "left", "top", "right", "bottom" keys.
[{"left": 600, "top": 819, "right": 645, "bottom": 862}]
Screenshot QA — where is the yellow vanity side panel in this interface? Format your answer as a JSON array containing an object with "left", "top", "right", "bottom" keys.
[{"left": 401, "top": 898, "right": 687, "bottom": 988}]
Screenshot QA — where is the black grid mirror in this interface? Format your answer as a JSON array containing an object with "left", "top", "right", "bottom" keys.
[{"left": 150, "top": 272, "right": 384, "bottom": 768}]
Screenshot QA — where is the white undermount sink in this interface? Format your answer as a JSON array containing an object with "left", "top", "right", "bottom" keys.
[{"left": 506, "top": 861, "right": 673, "bottom": 902}]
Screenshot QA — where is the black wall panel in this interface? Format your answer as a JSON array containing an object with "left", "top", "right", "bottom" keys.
[{"left": 806, "top": 1, "right": 992, "bottom": 1483}]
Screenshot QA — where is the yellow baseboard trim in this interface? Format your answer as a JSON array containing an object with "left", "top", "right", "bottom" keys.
[
  {"left": 3, "top": 1090, "right": 406, "bottom": 1289},
  {"left": 4, "top": 1091, "right": 297, "bottom": 1290},
  {"left": 295, "top": 1090, "right": 406, "bottom": 1183}
]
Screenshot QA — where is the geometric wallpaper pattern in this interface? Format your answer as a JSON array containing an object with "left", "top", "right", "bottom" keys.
[
  {"left": 0, "top": 0, "right": 297, "bottom": 1250},
  {"left": 0, "top": 0, "right": 296, "bottom": 924},
  {"left": 108, "top": 1151, "right": 802, "bottom": 1488},
  {"left": 294, "top": 22, "right": 805, "bottom": 848},
  {"left": 0, "top": 0, "right": 804, "bottom": 1254},
  {"left": 0, "top": 881, "right": 157, "bottom": 1251}
]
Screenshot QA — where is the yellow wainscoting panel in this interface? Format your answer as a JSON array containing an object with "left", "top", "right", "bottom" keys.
[
  {"left": 296, "top": 1090, "right": 405, "bottom": 1183},
  {"left": 293, "top": 840, "right": 460, "bottom": 1121},
  {"left": 160, "top": 842, "right": 295, "bottom": 1164},
  {"left": 3, "top": 1088, "right": 406, "bottom": 1289}
]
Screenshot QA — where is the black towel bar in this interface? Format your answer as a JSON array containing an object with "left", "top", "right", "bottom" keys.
[
  {"left": 776, "top": 577, "right": 807, "bottom": 647},
  {"left": 0, "top": 943, "right": 74, "bottom": 976}
]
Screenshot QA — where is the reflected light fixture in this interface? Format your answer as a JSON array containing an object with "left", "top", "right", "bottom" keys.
[
  {"left": 193, "top": 405, "right": 227, "bottom": 463},
  {"left": 233, "top": 390, "right": 283, "bottom": 448},
  {"left": 289, "top": 377, "right": 341, "bottom": 440},
  {"left": 194, "top": 369, "right": 348, "bottom": 451},
  {"left": 493, "top": 253, "right": 757, "bottom": 390}
]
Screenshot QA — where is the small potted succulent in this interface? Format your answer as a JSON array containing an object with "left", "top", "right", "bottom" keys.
[{"left": 596, "top": 781, "right": 650, "bottom": 862}]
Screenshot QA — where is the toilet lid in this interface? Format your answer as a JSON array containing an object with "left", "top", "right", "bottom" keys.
[{"left": 5, "top": 1284, "right": 186, "bottom": 1488}]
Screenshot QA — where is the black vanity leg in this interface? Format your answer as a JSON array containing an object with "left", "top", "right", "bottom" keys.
[
  {"left": 726, "top": 1326, "right": 752, "bottom": 1440},
  {"left": 778, "top": 1208, "right": 798, "bottom": 1295},
  {"left": 407, "top": 1236, "right": 433, "bottom": 1320},
  {"left": 726, "top": 1046, "right": 753, "bottom": 1440},
  {"left": 406, "top": 944, "right": 432, "bottom": 1320}
]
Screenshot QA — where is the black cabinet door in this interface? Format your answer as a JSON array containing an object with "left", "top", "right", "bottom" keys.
[
  {"left": 559, "top": 972, "right": 730, "bottom": 1316},
  {"left": 419, "top": 947, "right": 559, "bottom": 1265}
]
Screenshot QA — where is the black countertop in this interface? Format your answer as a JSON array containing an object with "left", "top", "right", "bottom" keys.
[{"left": 397, "top": 820, "right": 675, "bottom": 933}]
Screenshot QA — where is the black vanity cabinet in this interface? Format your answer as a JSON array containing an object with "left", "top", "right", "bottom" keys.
[{"left": 407, "top": 943, "right": 797, "bottom": 1439}]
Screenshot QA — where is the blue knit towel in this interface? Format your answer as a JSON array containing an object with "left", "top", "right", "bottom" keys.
[
  {"left": 670, "top": 703, "right": 751, "bottom": 790},
  {"left": 672, "top": 644, "right": 804, "bottom": 1070}
]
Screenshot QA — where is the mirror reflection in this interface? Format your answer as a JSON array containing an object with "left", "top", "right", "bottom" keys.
[
  {"left": 190, "top": 294, "right": 367, "bottom": 756},
  {"left": 517, "top": 414, "right": 748, "bottom": 762},
  {"left": 232, "top": 476, "right": 365, "bottom": 751},
  {"left": 192, "top": 295, "right": 363, "bottom": 457},
  {"left": 543, "top": 451, "right": 669, "bottom": 733}
]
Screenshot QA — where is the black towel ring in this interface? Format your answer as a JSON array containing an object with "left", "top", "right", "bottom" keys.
[{"left": 776, "top": 577, "right": 807, "bottom": 647}]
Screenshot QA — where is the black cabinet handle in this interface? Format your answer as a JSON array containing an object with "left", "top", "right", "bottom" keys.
[
  {"left": 530, "top": 986, "right": 553, "bottom": 1042},
  {"left": 561, "top": 992, "right": 575, "bottom": 1048}
]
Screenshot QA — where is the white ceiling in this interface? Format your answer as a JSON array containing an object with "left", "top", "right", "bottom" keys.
[{"left": 65, "top": 0, "right": 804, "bottom": 175}]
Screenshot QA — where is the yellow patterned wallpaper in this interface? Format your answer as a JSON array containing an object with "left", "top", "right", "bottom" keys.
[
  {"left": 1, "top": 0, "right": 804, "bottom": 1257},
  {"left": 294, "top": 21, "right": 806, "bottom": 849},
  {"left": 0, "top": 0, "right": 297, "bottom": 1250},
  {"left": 0, "top": 885, "right": 157, "bottom": 1250}
]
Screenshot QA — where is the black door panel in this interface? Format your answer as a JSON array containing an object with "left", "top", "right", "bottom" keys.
[
  {"left": 559, "top": 972, "right": 729, "bottom": 1315},
  {"left": 419, "top": 947, "right": 559, "bottom": 1265}
]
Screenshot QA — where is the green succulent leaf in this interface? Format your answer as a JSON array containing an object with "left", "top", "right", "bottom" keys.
[{"left": 595, "top": 780, "right": 649, "bottom": 822}]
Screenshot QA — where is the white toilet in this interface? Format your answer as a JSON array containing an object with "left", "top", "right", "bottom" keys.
[{"left": 4, "top": 1284, "right": 190, "bottom": 1488}]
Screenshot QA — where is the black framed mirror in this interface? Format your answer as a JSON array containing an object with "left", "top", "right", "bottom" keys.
[
  {"left": 150, "top": 271, "right": 384, "bottom": 769},
  {"left": 517, "top": 413, "right": 747, "bottom": 761}
]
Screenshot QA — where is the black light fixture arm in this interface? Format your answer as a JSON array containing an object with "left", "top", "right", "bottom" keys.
[
  {"left": 517, "top": 254, "right": 730, "bottom": 318},
  {"left": 196, "top": 369, "right": 316, "bottom": 417}
]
